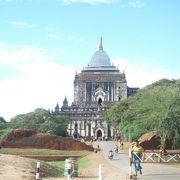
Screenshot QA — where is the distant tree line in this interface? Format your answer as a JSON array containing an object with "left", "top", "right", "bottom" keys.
[{"left": 0, "top": 108, "right": 69, "bottom": 137}]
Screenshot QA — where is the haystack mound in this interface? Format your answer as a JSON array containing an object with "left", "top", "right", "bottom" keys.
[
  {"left": 138, "top": 131, "right": 172, "bottom": 150},
  {"left": 138, "top": 131, "right": 160, "bottom": 149},
  {"left": 1, "top": 129, "right": 93, "bottom": 151}
]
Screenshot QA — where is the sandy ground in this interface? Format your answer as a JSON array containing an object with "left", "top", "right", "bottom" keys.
[{"left": 0, "top": 154, "right": 34, "bottom": 180}]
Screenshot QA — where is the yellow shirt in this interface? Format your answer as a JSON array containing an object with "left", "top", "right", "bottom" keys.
[{"left": 132, "top": 145, "right": 144, "bottom": 154}]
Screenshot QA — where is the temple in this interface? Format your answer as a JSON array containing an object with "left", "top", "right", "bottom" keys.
[{"left": 52, "top": 38, "right": 138, "bottom": 139}]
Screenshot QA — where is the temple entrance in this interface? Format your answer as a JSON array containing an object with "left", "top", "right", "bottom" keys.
[
  {"left": 98, "top": 98, "right": 102, "bottom": 106},
  {"left": 97, "top": 129, "right": 102, "bottom": 140},
  {"left": 73, "top": 132, "right": 79, "bottom": 139}
]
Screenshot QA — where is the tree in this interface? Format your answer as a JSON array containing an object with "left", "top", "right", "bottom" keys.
[
  {"left": 0, "top": 117, "right": 6, "bottom": 123},
  {"left": 9, "top": 108, "right": 50, "bottom": 130},
  {"left": 39, "top": 116, "right": 69, "bottom": 137},
  {"left": 105, "top": 79, "right": 180, "bottom": 149},
  {"left": 8, "top": 108, "right": 69, "bottom": 137}
]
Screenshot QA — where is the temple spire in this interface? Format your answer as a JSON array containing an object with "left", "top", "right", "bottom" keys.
[{"left": 99, "top": 36, "right": 103, "bottom": 50}]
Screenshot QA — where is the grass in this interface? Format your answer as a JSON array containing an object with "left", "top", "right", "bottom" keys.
[
  {"left": 48, "top": 155, "right": 90, "bottom": 170},
  {"left": 78, "top": 157, "right": 89, "bottom": 169},
  {"left": 0, "top": 148, "right": 89, "bottom": 156},
  {"left": 49, "top": 161, "right": 65, "bottom": 169},
  {"left": 32, "top": 160, "right": 64, "bottom": 178}
]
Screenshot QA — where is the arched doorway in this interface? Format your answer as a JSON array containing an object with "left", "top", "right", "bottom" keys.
[
  {"left": 98, "top": 98, "right": 102, "bottom": 106},
  {"left": 97, "top": 129, "right": 102, "bottom": 140},
  {"left": 73, "top": 133, "right": 78, "bottom": 139}
]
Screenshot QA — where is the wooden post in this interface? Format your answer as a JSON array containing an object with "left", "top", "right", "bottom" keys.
[
  {"left": 36, "top": 162, "right": 40, "bottom": 180},
  {"left": 67, "top": 162, "right": 71, "bottom": 180},
  {"left": 99, "top": 164, "right": 104, "bottom": 180}
]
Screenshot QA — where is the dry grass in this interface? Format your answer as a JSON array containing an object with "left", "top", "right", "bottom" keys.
[{"left": 0, "top": 148, "right": 89, "bottom": 156}]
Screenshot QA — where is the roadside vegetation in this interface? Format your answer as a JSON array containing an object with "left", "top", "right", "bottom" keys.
[{"left": 105, "top": 79, "right": 180, "bottom": 150}]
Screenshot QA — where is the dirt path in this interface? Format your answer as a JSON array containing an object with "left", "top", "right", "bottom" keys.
[{"left": 0, "top": 154, "right": 34, "bottom": 180}]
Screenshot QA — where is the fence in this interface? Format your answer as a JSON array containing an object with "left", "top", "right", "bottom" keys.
[{"left": 143, "top": 150, "right": 180, "bottom": 163}]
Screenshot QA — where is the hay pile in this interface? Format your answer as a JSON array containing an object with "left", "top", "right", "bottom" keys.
[{"left": 138, "top": 131, "right": 172, "bottom": 150}]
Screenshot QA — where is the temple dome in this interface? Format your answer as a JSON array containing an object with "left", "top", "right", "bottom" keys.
[
  {"left": 90, "top": 50, "right": 111, "bottom": 67},
  {"left": 82, "top": 37, "right": 118, "bottom": 72}
]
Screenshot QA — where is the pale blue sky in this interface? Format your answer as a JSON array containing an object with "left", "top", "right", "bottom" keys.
[{"left": 0, "top": 0, "right": 180, "bottom": 120}]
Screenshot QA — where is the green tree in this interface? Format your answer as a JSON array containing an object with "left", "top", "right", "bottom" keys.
[
  {"left": 40, "top": 116, "right": 69, "bottom": 137},
  {"left": 105, "top": 79, "right": 180, "bottom": 149},
  {"left": 9, "top": 108, "right": 50, "bottom": 130},
  {"left": 9, "top": 108, "right": 69, "bottom": 137}
]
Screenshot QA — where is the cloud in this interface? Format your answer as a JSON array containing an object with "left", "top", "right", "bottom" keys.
[
  {"left": 0, "top": 63, "right": 76, "bottom": 121},
  {"left": 128, "top": 0, "right": 146, "bottom": 8},
  {"left": 0, "top": 0, "right": 32, "bottom": 2},
  {"left": 113, "top": 57, "right": 177, "bottom": 88},
  {"left": 45, "top": 33, "right": 83, "bottom": 43},
  {"left": 9, "top": 21, "right": 35, "bottom": 28},
  {"left": 0, "top": 43, "right": 79, "bottom": 121},
  {"left": 62, "top": 0, "right": 117, "bottom": 5},
  {"left": 0, "top": 44, "right": 50, "bottom": 65},
  {"left": 46, "top": 33, "right": 63, "bottom": 40},
  {"left": 61, "top": 0, "right": 146, "bottom": 6},
  {"left": 68, "top": 36, "right": 83, "bottom": 43}
]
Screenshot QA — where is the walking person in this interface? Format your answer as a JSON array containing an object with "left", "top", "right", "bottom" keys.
[
  {"left": 115, "top": 144, "right": 118, "bottom": 153},
  {"left": 120, "top": 142, "right": 124, "bottom": 150},
  {"left": 132, "top": 140, "right": 144, "bottom": 176}
]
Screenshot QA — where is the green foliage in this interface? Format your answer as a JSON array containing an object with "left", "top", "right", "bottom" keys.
[
  {"left": 9, "top": 108, "right": 50, "bottom": 130},
  {"left": 0, "top": 117, "right": 6, "bottom": 123},
  {"left": 8, "top": 108, "right": 69, "bottom": 137},
  {"left": 39, "top": 116, "right": 69, "bottom": 136},
  {"left": 105, "top": 79, "right": 180, "bottom": 148}
]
